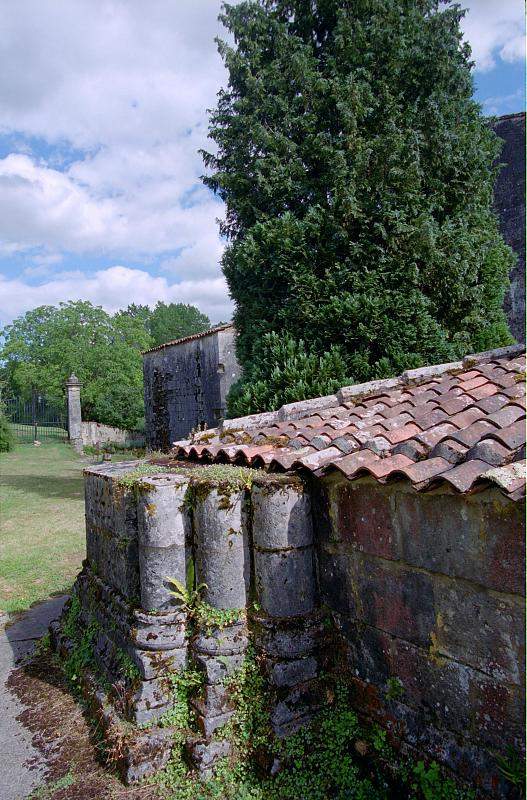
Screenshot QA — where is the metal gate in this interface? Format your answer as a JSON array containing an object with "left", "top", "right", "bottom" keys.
[{"left": 3, "top": 394, "right": 68, "bottom": 443}]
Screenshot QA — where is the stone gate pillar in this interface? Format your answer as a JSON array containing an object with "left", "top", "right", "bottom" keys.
[{"left": 66, "top": 373, "right": 82, "bottom": 451}]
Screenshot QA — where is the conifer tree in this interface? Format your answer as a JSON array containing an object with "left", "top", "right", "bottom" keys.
[{"left": 203, "top": 0, "right": 514, "bottom": 414}]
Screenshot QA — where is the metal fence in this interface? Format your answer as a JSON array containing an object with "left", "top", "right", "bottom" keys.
[{"left": 3, "top": 394, "right": 68, "bottom": 443}]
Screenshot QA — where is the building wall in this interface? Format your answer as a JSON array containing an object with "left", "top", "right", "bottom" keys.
[
  {"left": 143, "top": 328, "right": 241, "bottom": 450},
  {"left": 314, "top": 474, "right": 525, "bottom": 798},
  {"left": 493, "top": 112, "right": 526, "bottom": 342}
]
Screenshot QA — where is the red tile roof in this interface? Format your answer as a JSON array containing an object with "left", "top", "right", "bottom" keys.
[
  {"left": 168, "top": 344, "right": 526, "bottom": 501},
  {"left": 142, "top": 323, "right": 234, "bottom": 355}
]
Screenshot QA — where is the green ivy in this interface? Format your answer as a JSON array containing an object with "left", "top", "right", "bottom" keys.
[
  {"left": 61, "top": 594, "right": 99, "bottom": 689},
  {"left": 115, "top": 648, "right": 141, "bottom": 684}
]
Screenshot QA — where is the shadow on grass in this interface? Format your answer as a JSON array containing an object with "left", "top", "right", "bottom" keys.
[{"left": 0, "top": 474, "right": 85, "bottom": 501}]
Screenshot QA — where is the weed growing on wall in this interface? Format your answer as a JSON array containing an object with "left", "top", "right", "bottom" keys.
[
  {"left": 152, "top": 659, "right": 477, "bottom": 800},
  {"left": 182, "top": 465, "right": 259, "bottom": 512},
  {"left": 114, "top": 649, "right": 141, "bottom": 684},
  {"left": 115, "top": 464, "right": 171, "bottom": 489},
  {"left": 61, "top": 594, "right": 100, "bottom": 689},
  {"left": 166, "top": 575, "right": 245, "bottom": 635},
  {"left": 158, "top": 667, "right": 204, "bottom": 736}
]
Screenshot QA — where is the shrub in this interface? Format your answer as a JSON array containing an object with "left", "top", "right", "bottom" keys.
[
  {"left": 0, "top": 411, "right": 14, "bottom": 452},
  {"left": 227, "top": 332, "right": 350, "bottom": 417}
]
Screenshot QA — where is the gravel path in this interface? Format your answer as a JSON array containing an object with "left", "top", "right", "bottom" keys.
[{"left": 0, "top": 596, "right": 67, "bottom": 800}]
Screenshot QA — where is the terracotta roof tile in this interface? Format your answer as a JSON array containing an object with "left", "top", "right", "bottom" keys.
[
  {"left": 439, "top": 459, "right": 493, "bottom": 492},
  {"left": 430, "top": 439, "right": 469, "bottom": 464},
  {"left": 415, "top": 423, "right": 458, "bottom": 450},
  {"left": 461, "top": 375, "right": 488, "bottom": 391},
  {"left": 171, "top": 346, "right": 525, "bottom": 501},
  {"left": 485, "top": 420, "right": 525, "bottom": 450},
  {"left": 475, "top": 394, "right": 509, "bottom": 414},
  {"left": 450, "top": 420, "right": 500, "bottom": 448},
  {"left": 479, "top": 460, "right": 526, "bottom": 495},
  {"left": 327, "top": 450, "right": 381, "bottom": 478},
  {"left": 459, "top": 370, "right": 482, "bottom": 382},
  {"left": 466, "top": 440, "right": 515, "bottom": 467},
  {"left": 465, "top": 383, "right": 498, "bottom": 401},
  {"left": 361, "top": 453, "right": 415, "bottom": 480},
  {"left": 437, "top": 395, "right": 473, "bottom": 416},
  {"left": 486, "top": 406, "right": 525, "bottom": 429},
  {"left": 382, "top": 423, "right": 421, "bottom": 445},
  {"left": 449, "top": 407, "right": 485, "bottom": 429}
]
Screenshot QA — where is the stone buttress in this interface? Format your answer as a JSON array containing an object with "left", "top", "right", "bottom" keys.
[{"left": 51, "top": 462, "right": 324, "bottom": 782}]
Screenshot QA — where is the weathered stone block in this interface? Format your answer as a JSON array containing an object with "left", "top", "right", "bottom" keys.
[
  {"left": 128, "top": 644, "right": 187, "bottom": 680},
  {"left": 270, "top": 682, "right": 325, "bottom": 738},
  {"left": 254, "top": 548, "right": 316, "bottom": 617},
  {"left": 193, "top": 485, "right": 250, "bottom": 610},
  {"left": 471, "top": 674, "right": 525, "bottom": 751},
  {"left": 353, "top": 554, "right": 436, "bottom": 649},
  {"left": 389, "top": 638, "right": 473, "bottom": 734},
  {"left": 137, "top": 474, "right": 189, "bottom": 548},
  {"left": 195, "top": 710, "right": 234, "bottom": 739},
  {"left": 84, "top": 466, "right": 141, "bottom": 601},
  {"left": 266, "top": 656, "right": 318, "bottom": 688},
  {"left": 252, "top": 475, "right": 313, "bottom": 550},
  {"left": 132, "top": 609, "right": 187, "bottom": 652},
  {"left": 393, "top": 487, "right": 524, "bottom": 594},
  {"left": 251, "top": 611, "right": 326, "bottom": 659},
  {"left": 193, "top": 622, "right": 248, "bottom": 656},
  {"left": 192, "top": 684, "right": 233, "bottom": 718},
  {"left": 321, "top": 479, "right": 399, "bottom": 559},
  {"left": 188, "top": 738, "right": 232, "bottom": 772},
  {"left": 432, "top": 582, "right": 524, "bottom": 685},
  {"left": 139, "top": 546, "right": 186, "bottom": 612},
  {"left": 336, "top": 617, "right": 393, "bottom": 687},
  {"left": 137, "top": 474, "right": 190, "bottom": 612},
  {"left": 194, "top": 652, "right": 246, "bottom": 685},
  {"left": 131, "top": 678, "right": 173, "bottom": 723},
  {"left": 316, "top": 548, "right": 357, "bottom": 616}
]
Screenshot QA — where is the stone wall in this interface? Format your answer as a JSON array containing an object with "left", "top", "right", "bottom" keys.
[
  {"left": 492, "top": 112, "right": 526, "bottom": 342},
  {"left": 143, "top": 326, "right": 241, "bottom": 450},
  {"left": 314, "top": 474, "right": 524, "bottom": 798},
  {"left": 81, "top": 421, "right": 145, "bottom": 448},
  {"left": 52, "top": 460, "right": 525, "bottom": 795}
]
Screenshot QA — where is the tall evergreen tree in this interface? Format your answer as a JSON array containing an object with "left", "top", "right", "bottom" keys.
[{"left": 203, "top": 0, "right": 514, "bottom": 414}]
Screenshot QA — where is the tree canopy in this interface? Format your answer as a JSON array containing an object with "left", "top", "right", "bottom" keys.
[
  {"left": 0, "top": 299, "right": 212, "bottom": 430},
  {"left": 203, "top": 0, "right": 514, "bottom": 416},
  {"left": 148, "top": 302, "right": 210, "bottom": 347}
]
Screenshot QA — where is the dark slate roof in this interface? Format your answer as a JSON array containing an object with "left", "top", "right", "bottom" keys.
[
  {"left": 169, "top": 344, "right": 526, "bottom": 501},
  {"left": 142, "top": 323, "right": 234, "bottom": 355}
]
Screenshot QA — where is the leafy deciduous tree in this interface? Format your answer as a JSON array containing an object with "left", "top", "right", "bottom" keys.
[
  {"left": 0, "top": 301, "right": 150, "bottom": 430},
  {"left": 148, "top": 302, "right": 211, "bottom": 347}
]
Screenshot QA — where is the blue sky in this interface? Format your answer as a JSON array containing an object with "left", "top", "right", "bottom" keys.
[{"left": 0, "top": 0, "right": 524, "bottom": 329}]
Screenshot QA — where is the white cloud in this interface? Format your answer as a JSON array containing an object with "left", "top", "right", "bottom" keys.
[
  {"left": 0, "top": 0, "right": 230, "bottom": 296},
  {"left": 460, "top": 0, "right": 525, "bottom": 72},
  {"left": 481, "top": 88, "right": 524, "bottom": 116},
  {"left": 0, "top": 267, "right": 233, "bottom": 327},
  {"left": 0, "top": 0, "right": 523, "bottom": 328}
]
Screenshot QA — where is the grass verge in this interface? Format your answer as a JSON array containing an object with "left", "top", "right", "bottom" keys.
[{"left": 0, "top": 442, "right": 87, "bottom": 613}]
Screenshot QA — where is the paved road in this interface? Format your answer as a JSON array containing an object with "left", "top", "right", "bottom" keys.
[{"left": 0, "top": 596, "right": 68, "bottom": 800}]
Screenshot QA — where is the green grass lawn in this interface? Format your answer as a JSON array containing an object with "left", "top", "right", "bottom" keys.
[{"left": 0, "top": 442, "right": 87, "bottom": 613}]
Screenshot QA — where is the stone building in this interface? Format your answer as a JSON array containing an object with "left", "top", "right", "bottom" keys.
[
  {"left": 492, "top": 111, "right": 526, "bottom": 342},
  {"left": 52, "top": 342, "right": 525, "bottom": 796},
  {"left": 142, "top": 324, "right": 240, "bottom": 450}
]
